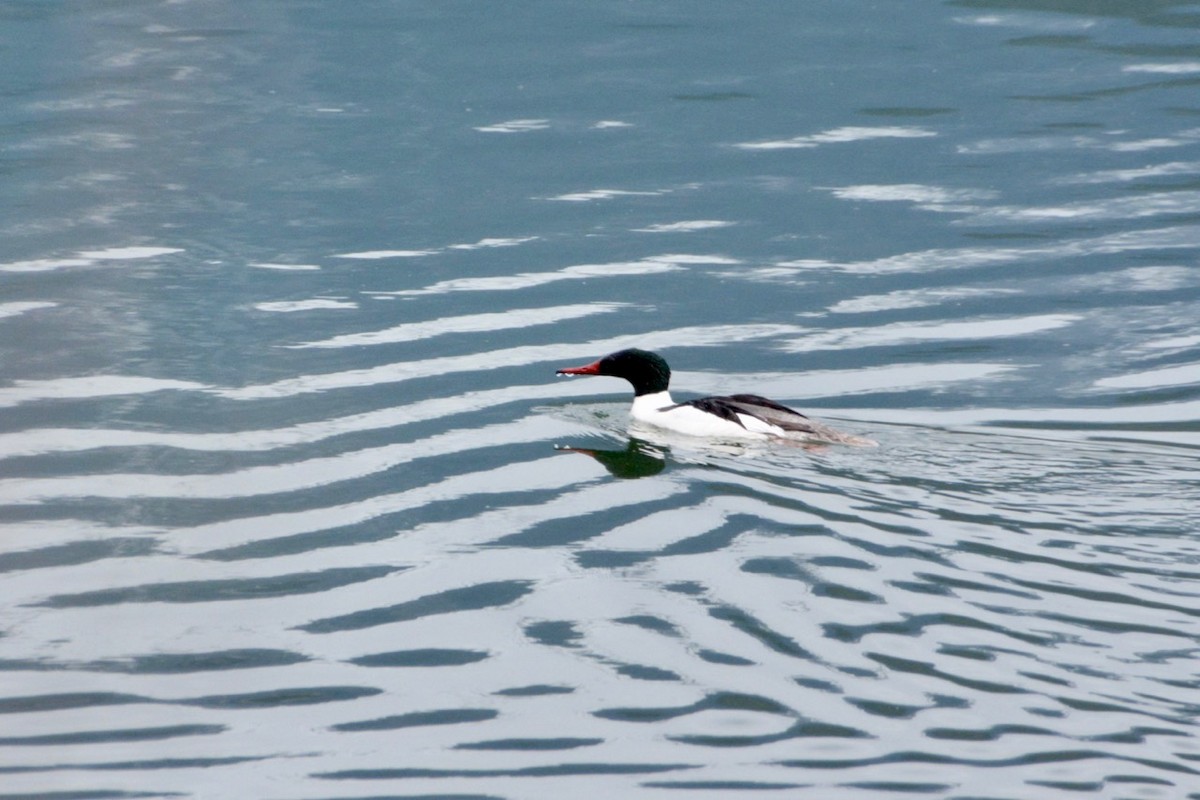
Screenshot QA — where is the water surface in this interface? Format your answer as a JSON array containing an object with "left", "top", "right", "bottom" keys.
[{"left": 2, "top": 2, "right": 1199, "bottom": 798}]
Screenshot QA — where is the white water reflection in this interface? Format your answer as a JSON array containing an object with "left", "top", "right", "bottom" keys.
[
  {"left": 867, "top": 396, "right": 1200, "bottom": 426},
  {"left": 960, "top": 127, "right": 1200, "bottom": 155},
  {"left": 333, "top": 237, "right": 536, "bottom": 262},
  {"left": 248, "top": 262, "right": 322, "bottom": 271},
  {"left": 1124, "top": 63, "right": 1200, "bottom": 74},
  {"left": 0, "top": 301, "right": 58, "bottom": 319},
  {"left": 1092, "top": 363, "right": 1200, "bottom": 391},
  {"left": 448, "top": 236, "right": 539, "bottom": 250},
  {"left": 758, "top": 225, "right": 1200, "bottom": 276},
  {"left": 473, "top": 118, "right": 551, "bottom": 133},
  {"left": 254, "top": 298, "right": 358, "bottom": 313},
  {"left": 0, "top": 257, "right": 96, "bottom": 273},
  {"left": 369, "top": 257, "right": 692, "bottom": 297},
  {"left": 780, "top": 314, "right": 1080, "bottom": 352},
  {"left": 952, "top": 13, "right": 1099, "bottom": 32},
  {"left": 1140, "top": 333, "right": 1200, "bottom": 351},
  {"left": 1055, "top": 160, "right": 1200, "bottom": 185},
  {"left": 0, "top": 246, "right": 182, "bottom": 273},
  {"left": 632, "top": 220, "right": 735, "bottom": 233},
  {"left": 826, "top": 184, "right": 998, "bottom": 207},
  {"left": 827, "top": 287, "right": 1019, "bottom": 314},
  {"left": 735, "top": 125, "right": 937, "bottom": 150},
  {"left": 1060, "top": 265, "right": 1195, "bottom": 292},
  {"left": 289, "top": 303, "right": 624, "bottom": 350},
  {"left": 335, "top": 249, "right": 438, "bottom": 259},
  {"left": 547, "top": 188, "right": 666, "bottom": 202},
  {"left": 962, "top": 190, "right": 1200, "bottom": 225},
  {"left": 0, "top": 376, "right": 208, "bottom": 408}
]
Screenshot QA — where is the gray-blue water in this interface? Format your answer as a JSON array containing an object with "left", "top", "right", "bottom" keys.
[{"left": 2, "top": 2, "right": 1199, "bottom": 798}]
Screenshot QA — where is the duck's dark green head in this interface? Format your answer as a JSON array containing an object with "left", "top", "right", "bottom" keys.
[{"left": 556, "top": 348, "right": 671, "bottom": 396}]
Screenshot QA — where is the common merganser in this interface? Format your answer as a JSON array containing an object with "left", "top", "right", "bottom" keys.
[{"left": 556, "top": 348, "right": 875, "bottom": 446}]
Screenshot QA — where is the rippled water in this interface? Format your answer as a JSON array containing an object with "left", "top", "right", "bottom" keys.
[{"left": 2, "top": 2, "right": 1199, "bottom": 799}]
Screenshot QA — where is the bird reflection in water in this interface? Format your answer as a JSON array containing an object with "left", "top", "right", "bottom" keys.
[
  {"left": 555, "top": 422, "right": 844, "bottom": 478},
  {"left": 554, "top": 438, "right": 667, "bottom": 478}
]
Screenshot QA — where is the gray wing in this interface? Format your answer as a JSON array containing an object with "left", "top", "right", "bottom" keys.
[
  {"left": 670, "top": 394, "right": 816, "bottom": 434},
  {"left": 670, "top": 393, "right": 875, "bottom": 445},
  {"left": 722, "top": 394, "right": 817, "bottom": 433},
  {"left": 672, "top": 396, "right": 750, "bottom": 428},
  {"left": 726, "top": 394, "right": 875, "bottom": 445}
]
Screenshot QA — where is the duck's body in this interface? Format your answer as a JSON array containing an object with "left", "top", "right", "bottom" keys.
[{"left": 556, "top": 348, "right": 874, "bottom": 446}]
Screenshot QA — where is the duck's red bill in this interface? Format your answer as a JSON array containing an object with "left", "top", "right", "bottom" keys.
[{"left": 555, "top": 360, "right": 602, "bottom": 375}]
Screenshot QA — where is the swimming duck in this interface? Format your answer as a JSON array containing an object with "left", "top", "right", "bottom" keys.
[{"left": 556, "top": 348, "right": 874, "bottom": 445}]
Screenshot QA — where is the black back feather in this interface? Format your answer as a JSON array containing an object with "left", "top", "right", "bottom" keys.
[{"left": 664, "top": 393, "right": 817, "bottom": 434}]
